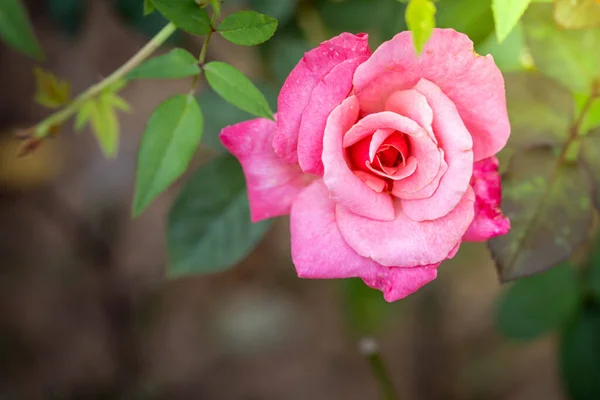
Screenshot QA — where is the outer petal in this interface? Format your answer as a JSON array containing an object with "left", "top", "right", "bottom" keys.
[
  {"left": 463, "top": 157, "right": 510, "bottom": 241},
  {"left": 220, "top": 117, "right": 309, "bottom": 222},
  {"left": 336, "top": 187, "right": 475, "bottom": 267},
  {"left": 274, "top": 33, "right": 371, "bottom": 164},
  {"left": 400, "top": 79, "right": 474, "bottom": 221},
  {"left": 291, "top": 180, "right": 438, "bottom": 302},
  {"left": 322, "top": 96, "right": 395, "bottom": 221},
  {"left": 297, "top": 56, "right": 369, "bottom": 175},
  {"left": 353, "top": 29, "right": 510, "bottom": 161}
]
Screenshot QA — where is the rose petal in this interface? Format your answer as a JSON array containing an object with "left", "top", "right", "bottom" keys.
[
  {"left": 322, "top": 96, "right": 395, "bottom": 221},
  {"left": 400, "top": 79, "right": 474, "bottom": 221},
  {"left": 297, "top": 56, "right": 369, "bottom": 175},
  {"left": 368, "top": 156, "right": 418, "bottom": 181},
  {"left": 291, "top": 180, "right": 439, "bottom": 302},
  {"left": 463, "top": 157, "right": 510, "bottom": 241},
  {"left": 336, "top": 187, "right": 475, "bottom": 267},
  {"left": 385, "top": 89, "right": 435, "bottom": 141},
  {"left": 343, "top": 111, "right": 442, "bottom": 195},
  {"left": 353, "top": 28, "right": 510, "bottom": 161},
  {"left": 220, "top": 117, "right": 309, "bottom": 222},
  {"left": 392, "top": 151, "right": 446, "bottom": 199},
  {"left": 274, "top": 33, "right": 371, "bottom": 164}
]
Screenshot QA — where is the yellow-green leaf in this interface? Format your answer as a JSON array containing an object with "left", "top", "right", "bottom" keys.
[
  {"left": 33, "top": 67, "right": 71, "bottom": 109},
  {"left": 493, "top": 0, "right": 532, "bottom": 43},
  {"left": 406, "top": 0, "right": 436, "bottom": 54},
  {"left": 88, "top": 94, "right": 121, "bottom": 157}
]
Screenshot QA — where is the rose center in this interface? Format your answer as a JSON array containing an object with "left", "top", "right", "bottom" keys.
[{"left": 348, "top": 131, "right": 410, "bottom": 175}]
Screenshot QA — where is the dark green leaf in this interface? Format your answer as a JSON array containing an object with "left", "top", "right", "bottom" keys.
[
  {"left": 492, "top": 0, "right": 532, "bottom": 43},
  {"left": 488, "top": 148, "right": 593, "bottom": 281},
  {"left": 437, "top": 0, "right": 493, "bottom": 46},
  {"left": 555, "top": 0, "right": 600, "bottom": 30},
  {"left": 496, "top": 263, "right": 580, "bottom": 340},
  {"left": 198, "top": 82, "right": 277, "bottom": 151},
  {"left": 0, "top": 0, "right": 44, "bottom": 59},
  {"left": 522, "top": 4, "right": 600, "bottom": 93},
  {"left": 204, "top": 61, "right": 274, "bottom": 119},
  {"left": 586, "top": 236, "right": 600, "bottom": 302},
  {"left": 405, "top": 0, "right": 436, "bottom": 54},
  {"left": 144, "top": 0, "right": 156, "bottom": 16},
  {"left": 580, "top": 128, "right": 600, "bottom": 211},
  {"left": 126, "top": 48, "right": 200, "bottom": 80},
  {"left": 560, "top": 305, "right": 600, "bottom": 400},
  {"left": 151, "top": 0, "right": 211, "bottom": 35},
  {"left": 505, "top": 72, "right": 574, "bottom": 148},
  {"left": 133, "top": 94, "right": 204, "bottom": 217},
  {"left": 167, "top": 154, "right": 272, "bottom": 277},
  {"left": 218, "top": 11, "right": 278, "bottom": 46}
]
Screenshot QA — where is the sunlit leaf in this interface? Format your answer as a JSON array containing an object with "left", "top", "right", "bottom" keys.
[
  {"left": 167, "top": 154, "right": 272, "bottom": 277},
  {"left": 126, "top": 48, "right": 200, "bottom": 80},
  {"left": 555, "top": 0, "right": 600, "bottom": 30},
  {"left": 488, "top": 148, "right": 593, "bottom": 281},
  {"left": 492, "top": 0, "right": 532, "bottom": 43},
  {"left": 204, "top": 61, "right": 273, "bottom": 120},
  {"left": 88, "top": 95, "right": 121, "bottom": 158},
  {"left": 151, "top": 0, "right": 212, "bottom": 35},
  {"left": 217, "top": 11, "right": 278, "bottom": 46},
  {"left": 0, "top": 0, "right": 44, "bottom": 59},
  {"left": 405, "top": 0, "right": 436, "bottom": 54},
  {"left": 522, "top": 4, "right": 600, "bottom": 93},
  {"left": 33, "top": 67, "right": 71, "bottom": 109},
  {"left": 560, "top": 305, "right": 600, "bottom": 400},
  {"left": 496, "top": 263, "right": 580, "bottom": 340},
  {"left": 133, "top": 94, "right": 203, "bottom": 217}
]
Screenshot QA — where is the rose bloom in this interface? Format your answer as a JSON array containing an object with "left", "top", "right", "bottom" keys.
[{"left": 220, "top": 29, "right": 510, "bottom": 301}]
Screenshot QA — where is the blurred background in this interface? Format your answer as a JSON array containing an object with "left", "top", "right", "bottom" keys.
[{"left": 0, "top": 0, "right": 570, "bottom": 399}]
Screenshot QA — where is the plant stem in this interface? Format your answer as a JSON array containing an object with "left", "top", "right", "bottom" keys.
[
  {"left": 359, "top": 337, "right": 399, "bottom": 400},
  {"left": 190, "top": 4, "right": 219, "bottom": 93},
  {"left": 33, "top": 22, "right": 178, "bottom": 138}
]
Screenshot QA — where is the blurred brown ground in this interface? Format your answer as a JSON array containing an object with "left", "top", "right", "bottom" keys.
[{"left": 0, "top": 1, "right": 565, "bottom": 399}]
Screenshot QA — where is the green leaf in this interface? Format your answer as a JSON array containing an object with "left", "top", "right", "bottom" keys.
[
  {"left": 198, "top": 82, "right": 278, "bottom": 151},
  {"left": 437, "top": 0, "right": 494, "bottom": 46},
  {"left": 74, "top": 101, "right": 93, "bottom": 132},
  {"left": 575, "top": 93, "right": 600, "bottom": 135},
  {"left": 492, "top": 0, "right": 532, "bottom": 43},
  {"left": 580, "top": 128, "right": 600, "bottom": 211},
  {"left": 560, "top": 305, "right": 600, "bottom": 400},
  {"left": 167, "top": 154, "right": 272, "bottom": 277},
  {"left": 151, "top": 0, "right": 211, "bottom": 35},
  {"left": 217, "top": 11, "right": 278, "bottom": 46},
  {"left": 496, "top": 263, "right": 580, "bottom": 340},
  {"left": 0, "top": 0, "right": 44, "bottom": 59},
  {"left": 504, "top": 72, "right": 574, "bottom": 148},
  {"left": 488, "top": 148, "right": 593, "bottom": 281},
  {"left": 133, "top": 94, "right": 204, "bottom": 217},
  {"left": 88, "top": 94, "right": 121, "bottom": 157},
  {"left": 144, "top": 0, "right": 156, "bottom": 16},
  {"left": 405, "top": 0, "right": 436, "bottom": 54},
  {"left": 126, "top": 48, "right": 200, "bottom": 80},
  {"left": 204, "top": 61, "right": 274, "bottom": 120},
  {"left": 33, "top": 67, "right": 71, "bottom": 109},
  {"left": 555, "top": 0, "right": 600, "bottom": 30},
  {"left": 586, "top": 235, "right": 600, "bottom": 302},
  {"left": 476, "top": 23, "right": 528, "bottom": 72},
  {"left": 522, "top": 4, "right": 600, "bottom": 93}
]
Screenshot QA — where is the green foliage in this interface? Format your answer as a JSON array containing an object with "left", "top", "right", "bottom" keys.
[
  {"left": 575, "top": 93, "right": 600, "bottom": 135},
  {"left": 476, "top": 24, "right": 527, "bottom": 72},
  {"left": 218, "top": 11, "right": 278, "bottom": 46},
  {"left": 436, "top": 0, "right": 493, "bottom": 46},
  {"left": 204, "top": 61, "right": 274, "bottom": 120},
  {"left": 167, "top": 154, "right": 272, "bottom": 277},
  {"left": 144, "top": 0, "right": 156, "bottom": 16},
  {"left": 249, "top": 0, "right": 297, "bottom": 23},
  {"left": 46, "top": 0, "right": 85, "bottom": 35},
  {"left": 585, "top": 237, "right": 600, "bottom": 303},
  {"left": 488, "top": 148, "right": 593, "bottom": 281},
  {"left": 198, "top": 83, "right": 277, "bottom": 151},
  {"left": 343, "top": 279, "right": 400, "bottom": 335},
  {"left": 150, "top": 0, "right": 212, "bottom": 35},
  {"left": 266, "top": 35, "right": 312, "bottom": 84},
  {"left": 560, "top": 304, "right": 600, "bottom": 400},
  {"left": 33, "top": 67, "right": 71, "bottom": 109},
  {"left": 133, "top": 94, "right": 204, "bottom": 217},
  {"left": 504, "top": 72, "right": 574, "bottom": 148},
  {"left": 580, "top": 128, "right": 600, "bottom": 211},
  {"left": 126, "top": 49, "right": 200, "bottom": 80},
  {"left": 555, "top": 0, "right": 600, "bottom": 30},
  {"left": 496, "top": 263, "right": 580, "bottom": 340},
  {"left": 522, "top": 4, "right": 600, "bottom": 94},
  {"left": 492, "top": 0, "right": 531, "bottom": 43},
  {"left": 405, "top": 0, "right": 436, "bottom": 54},
  {"left": 0, "top": 0, "right": 44, "bottom": 60}
]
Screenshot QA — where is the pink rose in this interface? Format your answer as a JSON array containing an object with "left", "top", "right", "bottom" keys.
[{"left": 220, "top": 29, "right": 510, "bottom": 301}]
